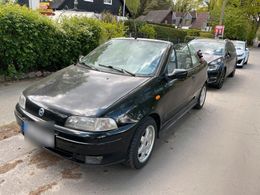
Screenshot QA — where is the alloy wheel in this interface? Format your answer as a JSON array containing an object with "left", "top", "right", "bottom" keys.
[
  {"left": 137, "top": 125, "right": 155, "bottom": 163},
  {"left": 199, "top": 85, "right": 207, "bottom": 107}
]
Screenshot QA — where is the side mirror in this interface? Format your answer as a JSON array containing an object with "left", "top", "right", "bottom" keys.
[
  {"left": 197, "top": 50, "right": 203, "bottom": 59},
  {"left": 79, "top": 55, "right": 84, "bottom": 62},
  {"left": 167, "top": 69, "right": 188, "bottom": 80},
  {"left": 246, "top": 48, "right": 249, "bottom": 51},
  {"left": 225, "top": 52, "right": 231, "bottom": 58}
]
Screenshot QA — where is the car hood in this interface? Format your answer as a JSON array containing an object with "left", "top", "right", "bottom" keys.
[
  {"left": 24, "top": 65, "right": 149, "bottom": 116},
  {"left": 236, "top": 49, "right": 245, "bottom": 56},
  {"left": 202, "top": 54, "right": 222, "bottom": 63}
]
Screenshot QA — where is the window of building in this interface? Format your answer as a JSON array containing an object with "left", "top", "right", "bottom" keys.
[{"left": 104, "top": 0, "right": 112, "bottom": 5}]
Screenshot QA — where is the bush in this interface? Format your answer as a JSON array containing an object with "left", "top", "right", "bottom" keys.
[
  {"left": 152, "top": 24, "right": 187, "bottom": 43},
  {"left": 199, "top": 31, "right": 214, "bottom": 38},
  {"left": 100, "top": 21, "right": 126, "bottom": 43},
  {"left": 125, "top": 20, "right": 187, "bottom": 42},
  {"left": 125, "top": 20, "right": 151, "bottom": 38},
  {"left": 184, "top": 36, "right": 196, "bottom": 42},
  {"left": 0, "top": 4, "right": 126, "bottom": 76},
  {"left": 60, "top": 17, "right": 102, "bottom": 64},
  {"left": 139, "top": 24, "right": 156, "bottom": 38},
  {"left": 186, "top": 29, "right": 201, "bottom": 36},
  {"left": 0, "top": 4, "right": 65, "bottom": 74}
]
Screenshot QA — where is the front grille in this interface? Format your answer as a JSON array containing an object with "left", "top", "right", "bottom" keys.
[
  {"left": 25, "top": 99, "right": 68, "bottom": 126},
  {"left": 237, "top": 59, "right": 243, "bottom": 64}
]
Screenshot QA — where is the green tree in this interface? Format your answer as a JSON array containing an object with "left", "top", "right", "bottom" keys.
[
  {"left": 126, "top": 0, "right": 140, "bottom": 17},
  {"left": 209, "top": 0, "right": 259, "bottom": 43},
  {"left": 143, "top": 0, "right": 172, "bottom": 14},
  {"left": 173, "top": 0, "right": 204, "bottom": 12}
]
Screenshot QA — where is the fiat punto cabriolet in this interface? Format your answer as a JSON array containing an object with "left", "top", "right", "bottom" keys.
[{"left": 15, "top": 38, "right": 207, "bottom": 169}]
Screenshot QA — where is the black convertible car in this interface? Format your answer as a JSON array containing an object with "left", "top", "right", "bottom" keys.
[
  {"left": 189, "top": 38, "right": 237, "bottom": 89},
  {"left": 15, "top": 38, "right": 207, "bottom": 169}
]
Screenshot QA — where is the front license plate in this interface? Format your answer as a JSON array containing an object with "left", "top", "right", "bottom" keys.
[{"left": 22, "top": 121, "right": 54, "bottom": 148}]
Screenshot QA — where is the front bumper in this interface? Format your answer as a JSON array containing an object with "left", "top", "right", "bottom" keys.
[
  {"left": 207, "top": 68, "right": 223, "bottom": 84},
  {"left": 236, "top": 56, "right": 245, "bottom": 66},
  {"left": 14, "top": 104, "right": 136, "bottom": 165}
]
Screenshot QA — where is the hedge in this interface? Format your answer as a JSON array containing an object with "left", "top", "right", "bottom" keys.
[
  {"left": 152, "top": 24, "right": 187, "bottom": 43},
  {"left": 0, "top": 4, "right": 125, "bottom": 77},
  {"left": 125, "top": 20, "right": 187, "bottom": 43},
  {"left": 0, "top": 4, "right": 213, "bottom": 78},
  {"left": 0, "top": 4, "right": 66, "bottom": 75}
]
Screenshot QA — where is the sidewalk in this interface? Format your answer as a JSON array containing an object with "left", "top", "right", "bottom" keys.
[{"left": 0, "top": 79, "right": 40, "bottom": 125}]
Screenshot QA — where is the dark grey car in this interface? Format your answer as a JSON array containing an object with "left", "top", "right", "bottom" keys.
[{"left": 189, "top": 39, "right": 237, "bottom": 89}]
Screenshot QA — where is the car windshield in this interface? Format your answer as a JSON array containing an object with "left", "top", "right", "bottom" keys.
[
  {"left": 81, "top": 39, "right": 168, "bottom": 76},
  {"left": 190, "top": 40, "right": 225, "bottom": 56},
  {"left": 233, "top": 42, "right": 245, "bottom": 50}
]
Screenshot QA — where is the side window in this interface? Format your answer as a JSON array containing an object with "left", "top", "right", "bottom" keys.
[
  {"left": 225, "top": 43, "right": 230, "bottom": 55},
  {"left": 188, "top": 44, "right": 200, "bottom": 66},
  {"left": 228, "top": 42, "right": 235, "bottom": 57},
  {"left": 167, "top": 50, "right": 177, "bottom": 74},
  {"left": 175, "top": 44, "right": 192, "bottom": 70}
]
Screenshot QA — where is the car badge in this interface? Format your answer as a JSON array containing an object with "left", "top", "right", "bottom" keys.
[{"left": 38, "top": 108, "right": 45, "bottom": 117}]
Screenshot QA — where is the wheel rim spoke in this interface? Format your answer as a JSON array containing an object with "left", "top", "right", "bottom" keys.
[
  {"left": 200, "top": 86, "right": 206, "bottom": 106},
  {"left": 137, "top": 125, "right": 155, "bottom": 163}
]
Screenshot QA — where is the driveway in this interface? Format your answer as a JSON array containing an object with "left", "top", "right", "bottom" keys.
[{"left": 0, "top": 49, "right": 260, "bottom": 195}]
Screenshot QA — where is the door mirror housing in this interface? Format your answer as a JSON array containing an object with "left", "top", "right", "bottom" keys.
[
  {"left": 245, "top": 48, "right": 249, "bottom": 51},
  {"left": 197, "top": 50, "right": 203, "bottom": 59},
  {"left": 79, "top": 55, "right": 84, "bottom": 62},
  {"left": 167, "top": 69, "right": 188, "bottom": 80},
  {"left": 225, "top": 52, "right": 231, "bottom": 58}
]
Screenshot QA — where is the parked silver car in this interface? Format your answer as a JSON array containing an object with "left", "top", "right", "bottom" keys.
[{"left": 232, "top": 41, "right": 249, "bottom": 67}]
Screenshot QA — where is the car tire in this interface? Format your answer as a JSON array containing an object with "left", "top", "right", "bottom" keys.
[
  {"left": 244, "top": 58, "right": 248, "bottom": 65},
  {"left": 124, "top": 117, "right": 157, "bottom": 169},
  {"left": 228, "top": 67, "right": 236, "bottom": 77},
  {"left": 194, "top": 84, "right": 207, "bottom": 109},
  {"left": 215, "top": 69, "right": 226, "bottom": 89}
]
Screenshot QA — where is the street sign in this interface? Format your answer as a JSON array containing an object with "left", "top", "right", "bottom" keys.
[{"left": 215, "top": 25, "right": 225, "bottom": 38}]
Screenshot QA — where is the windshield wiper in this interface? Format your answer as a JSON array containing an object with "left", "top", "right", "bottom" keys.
[
  {"left": 98, "top": 64, "right": 136, "bottom": 77},
  {"left": 77, "top": 61, "right": 100, "bottom": 71}
]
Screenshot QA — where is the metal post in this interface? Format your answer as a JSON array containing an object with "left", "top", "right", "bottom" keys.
[
  {"left": 74, "top": 0, "right": 78, "bottom": 10},
  {"left": 123, "top": 0, "right": 126, "bottom": 17},
  {"left": 219, "top": 0, "right": 228, "bottom": 25},
  {"left": 29, "top": 0, "right": 40, "bottom": 10}
]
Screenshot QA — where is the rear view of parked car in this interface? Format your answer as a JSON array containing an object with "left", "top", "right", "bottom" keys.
[
  {"left": 15, "top": 38, "right": 207, "bottom": 169},
  {"left": 189, "top": 39, "right": 237, "bottom": 89},
  {"left": 232, "top": 40, "right": 249, "bottom": 67}
]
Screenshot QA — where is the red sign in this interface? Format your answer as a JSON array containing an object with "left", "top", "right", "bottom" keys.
[{"left": 215, "top": 25, "right": 225, "bottom": 37}]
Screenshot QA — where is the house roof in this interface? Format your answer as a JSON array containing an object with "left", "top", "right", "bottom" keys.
[
  {"left": 137, "top": 9, "right": 172, "bottom": 23},
  {"left": 190, "top": 10, "right": 197, "bottom": 18},
  {"left": 173, "top": 12, "right": 184, "bottom": 17},
  {"left": 191, "top": 12, "right": 209, "bottom": 29}
]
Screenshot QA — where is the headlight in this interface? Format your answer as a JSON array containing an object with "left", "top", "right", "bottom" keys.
[
  {"left": 208, "top": 58, "right": 222, "bottom": 70},
  {"left": 65, "top": 116, "right": 118, "bottom": 132},
  {"left": 19, "top": 94, "right": 26, "bottom": 109}
]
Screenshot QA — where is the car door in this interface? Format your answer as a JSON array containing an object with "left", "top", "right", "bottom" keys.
[
  {"left": 225, "top": 42, "right": 236, "bottom": 74},
  {"left": 159, "top": 44, "right": 194, "bottom": 123}
]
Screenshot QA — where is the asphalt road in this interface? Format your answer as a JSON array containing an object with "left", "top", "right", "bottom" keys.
[{"left": 0, "top": 49, "right": 260, "bottom": 195}]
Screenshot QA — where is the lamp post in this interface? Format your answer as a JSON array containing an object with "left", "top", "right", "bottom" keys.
[
  {"left": 29, "top": 0, "right": 40, "bottom": 10},
  {"left": 123, "top": 0, "right": 126, "bottom": 17},
  {"left": 74, "top": 0, "right": 78, "bottom": 10},
  {"left": 219, "top": 0, "right": 228, "bottom": 25}
]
